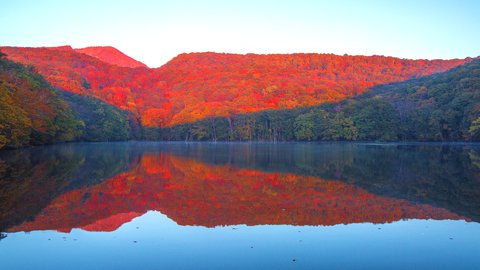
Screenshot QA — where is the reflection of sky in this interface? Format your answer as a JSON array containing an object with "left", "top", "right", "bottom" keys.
[
  {"left": 2, "top": 211, "right": 479, "bottom": 269},
  {"left": 1, "top": 0, "right": 479, "bottom": 67}
]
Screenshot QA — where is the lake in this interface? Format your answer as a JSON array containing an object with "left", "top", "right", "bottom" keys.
[{"left": 1, "top": 142, "right": 480, "bottom": 269}]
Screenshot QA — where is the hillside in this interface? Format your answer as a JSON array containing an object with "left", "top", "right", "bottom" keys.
[
  {"left": 0, "top": 46, "right": 167, "bottom": 126},
  {"left": 159, "top": 59, "right": 480, "bottom": 142},
  {"left": 0, "top": 46, "right": 471, "bottom": 128},
  {"left": 0, "top": 53, "right": 80, "bottom": 148},
  {"left": 76, "top": 46, "right": 148, "bottom": 68},
  {"left": 0, "top": 54, "right": 139, "bottom": 149}
]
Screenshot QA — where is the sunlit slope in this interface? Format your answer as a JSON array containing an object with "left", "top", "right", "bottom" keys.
[{"left": 76, "top": 46, "right": 148, "bottom": 68}]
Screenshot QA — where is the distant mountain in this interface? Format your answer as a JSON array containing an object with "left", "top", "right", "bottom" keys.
[
  {"left": 76, "top": 46, "right": 148, "bottom": 68},
  {"left": 0, "top": 46, "right": 471, "bottom": 129}
]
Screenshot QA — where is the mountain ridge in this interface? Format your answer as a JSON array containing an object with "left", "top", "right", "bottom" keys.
[{"left": 0, "top": 45, "right": 478, "bottom": 146}]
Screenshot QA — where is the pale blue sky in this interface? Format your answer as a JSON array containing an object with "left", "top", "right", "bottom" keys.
[{"left": 1, "top": 0, "right": 479, "bottom": 67}]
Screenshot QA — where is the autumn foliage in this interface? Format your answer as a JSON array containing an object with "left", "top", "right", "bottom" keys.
[
  {"left": 0, "top": 46, "right": 471, "bottom": 128},
  {"left": 0, "top": 56, "right": 80, "bottom": 148}
]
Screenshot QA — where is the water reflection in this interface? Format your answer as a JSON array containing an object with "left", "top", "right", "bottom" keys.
[{"left": 1, "top": 142, "right": 479, "bottom": 233}]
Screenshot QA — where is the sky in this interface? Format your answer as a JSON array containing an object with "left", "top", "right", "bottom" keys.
[{"left": 1, "top": 0, "right": 479, "bottom": 67}]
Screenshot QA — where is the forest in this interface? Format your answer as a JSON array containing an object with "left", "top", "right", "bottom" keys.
[
  {"left": 0, "top": 46, "right": 470, "bottom": 128},
  {"left": 156, "top": 59, "right": 480, "bottom": 142}
]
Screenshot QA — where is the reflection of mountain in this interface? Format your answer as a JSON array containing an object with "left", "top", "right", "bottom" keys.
[
  {"left": 7, "top": 151, "right": 463, "bottom": 233},
  {"left": 2, "top": 142, "right": 479, "bottom": 233}
]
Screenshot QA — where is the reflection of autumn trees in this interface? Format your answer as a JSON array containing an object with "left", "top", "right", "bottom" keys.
[
  {"left": 0, "top": 46, "right": 470, "bottom": 128},
  {"left": 3, "top": 142, "right": 479, "bottom": 233},
  {"left": 160, "top": 143, "right": 480, "bottom": 222},
  {"left": 8, "top": 152, "right": 462, "bottom": 233}
]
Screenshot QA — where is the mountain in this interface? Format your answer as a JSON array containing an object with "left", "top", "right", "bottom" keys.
[
  {"left": 159, "top": 59, "right": 480, "bottom": 142},
  {"left": 0, "top": 46, "right": 471, "bottom": 129},
  {"left": 76, "top": 46, "right": 148, "bottom": 68},
  {"left": 154, "top": 52, "right": 471, "bottom": 126}
]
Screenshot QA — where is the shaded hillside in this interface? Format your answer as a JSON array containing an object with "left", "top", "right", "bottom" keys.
[
  {"left": 159, "top": 59, "right": 480, "bottom": 141},
  {"left": 76, "top": 46, "right": 148, "bottom": 68},
  {"left": 0, "top": 46, "right": 470, "bottom": 128},
  {"left": 58, "top": 91, "right": 141, "bottom": 141},
  {"left": 0, "top": 54, "right": 80, "bottom": 148},
  {"left": 0, "top": 55, "right": 140, "bottom": 149}
]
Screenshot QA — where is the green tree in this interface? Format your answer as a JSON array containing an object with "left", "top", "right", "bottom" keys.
[
  {"left": 294, "top": 112, "right": 315, "bottom": 141},
  {"left": 0, "top": 88, "right": 31, "bottom": 148},
  {"left": 469, "top": 117, "right": 480, "bottom": 140},
  {"left": 326, "top": 112, "right": 358, "bottom": 140},
  {"left": 350, "top": 97, "right": 399, "bottom": 141}
]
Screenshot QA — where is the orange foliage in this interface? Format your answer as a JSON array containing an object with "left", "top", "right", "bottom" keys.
[{"left": 0, "top": 46, "right": 471, "bottom": 128}]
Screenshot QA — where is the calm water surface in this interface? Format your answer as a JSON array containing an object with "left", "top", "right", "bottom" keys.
[{"left": 1, "top": 142, "right": 479, "bottom": 269}]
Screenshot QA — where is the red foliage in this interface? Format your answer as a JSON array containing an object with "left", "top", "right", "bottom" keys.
[
  {"left": 76, "top": 46, "right": 148, "bottom": 68},
  {"left": 8, "top": 153, "right": 463, "bottom": 232},
  {"left": 0, "top": 46, "right": 167, "bottom": 123},
  {"left": 0, "top": 46, "right": 471, "bottom": 128}
]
